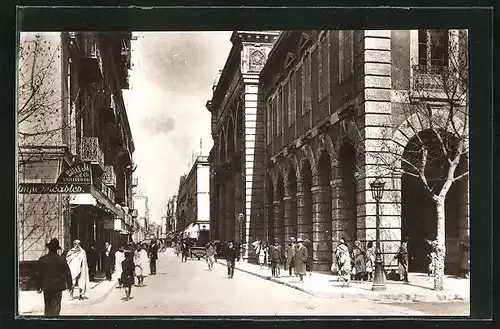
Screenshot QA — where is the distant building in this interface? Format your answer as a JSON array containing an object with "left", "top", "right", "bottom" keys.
[
  {"left": 176, "top": 155, "right": 210, "bottom": 244},
  {"left": 133, "top": 189, "right": 149, "bottom": 243}
]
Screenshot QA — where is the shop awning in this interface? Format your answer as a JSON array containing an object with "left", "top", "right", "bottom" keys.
[
  {"left": 69, "top": 193, "right": 97, "bottom": 206},
  {"left": 182, "top": 223, "right": 199, "bottom": 239}
]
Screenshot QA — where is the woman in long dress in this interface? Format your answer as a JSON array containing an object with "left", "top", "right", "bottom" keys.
[
  {"left": 121, "top": 250, "right": 135, "bottom": 301},
  {"left": 65, "top": 239, "right": 90, "bottom": 300},
  {"left": 365, "top": 241, "right": 375, "bottom": 281},
  {"left": 134, "top": 244, "right": 149, "bottom": 287},
  {"left": 335, "top": 237, "right": 352, "bottom": 287},
  {"left": 114, "top": 246, "right": 125, "bottom": 288},
  {"left": 394, "top": 240, "right": 410, "bottom": 283}
]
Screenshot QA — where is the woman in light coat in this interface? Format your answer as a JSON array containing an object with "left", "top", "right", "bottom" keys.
[{"left": 134, "top": 244, "right": 149, "bottom": 287}]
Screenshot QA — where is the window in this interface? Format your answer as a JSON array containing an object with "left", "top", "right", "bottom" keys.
[
  {"left": 302, "top": 55, "right": 311, "bottom": 114},
  {"left": 320, "top": 34, "right": 330, "bottom": 98},
  {"left": 277, "top": 89, "right": 282, "bottom": 135},
  {"left": 339, "top": 30, "right": 353, "bottom": 83},
  {"left": 296, "top": 66, "right": 303, "bottom": 115},
  {"left": 272, "top": 96, "right": 278, "bottom": 139},
  {"left": 311, "top": 46, "right": 319, "bottom": 102},
  {"left": 266, "top": 100, "right": 272, "bottom": 145},
  {"left": 289, "top": 71, "right": 296, "bottom": 126},
  {"left": 284, "top": 81, "right": 290, "bottom": 127},
  {"left": 418, "top": 30, "right": 449, "bottom": 68}
]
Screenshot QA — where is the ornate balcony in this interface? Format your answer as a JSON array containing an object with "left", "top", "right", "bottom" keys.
[
  {"left": 103, "top": 165, "right": 117, "bottom": 190},
  {"left": 80, "top": 137, "right": 105, "bottom": 171}
]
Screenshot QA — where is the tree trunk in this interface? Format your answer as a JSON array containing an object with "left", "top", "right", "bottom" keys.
[{"left": 433, "top": 196, "right": 446, "bottom": 290}]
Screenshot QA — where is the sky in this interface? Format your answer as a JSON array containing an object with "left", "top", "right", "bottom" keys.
[{"left": 123, "top": 32, "right": 232, "bottom": 225}]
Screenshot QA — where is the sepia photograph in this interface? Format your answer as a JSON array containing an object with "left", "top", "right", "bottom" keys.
[{"left": 16, "top": 29, "right": 470, "bottom": 317}]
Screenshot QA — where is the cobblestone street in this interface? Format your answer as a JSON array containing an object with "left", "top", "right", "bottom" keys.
[{"left": 34, "top": 250, "right": 469, "bottom": 317}]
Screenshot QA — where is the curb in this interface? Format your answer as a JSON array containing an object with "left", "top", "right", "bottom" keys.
[
  {"left": 19, "top": 281, "right": 118, "bottom": 316},
  {"left": 216, "top": 261, "right": 469, "bottom": 303}
]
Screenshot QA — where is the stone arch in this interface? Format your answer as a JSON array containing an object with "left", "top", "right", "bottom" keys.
[
  {"left": 298, "top": 144, "right": 317, "bottom": 177},
  {"left": 315, "top": 133, "right": 337, "bottom": 169},
  {"left": 393, "top": 112, "right": 467, "bottom": 157}
]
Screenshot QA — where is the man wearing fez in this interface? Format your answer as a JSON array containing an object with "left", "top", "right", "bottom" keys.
[{"left": 36, "top": 238, "right": 72, "bottom": 316}]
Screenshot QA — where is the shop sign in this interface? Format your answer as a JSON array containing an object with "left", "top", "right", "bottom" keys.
[{"left": 19, "top": 162, "right": 92, "bottom": 194}]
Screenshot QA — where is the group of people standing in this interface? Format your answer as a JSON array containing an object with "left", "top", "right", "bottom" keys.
[
  {"left": 114, "top": 239, "right": 159, "bottom": 301},
  {"left": 254, "top": 237, "right": 309, "bottom": 283},
  {"left": 35, "top": 237, "right": 161, "bottom": 316}
]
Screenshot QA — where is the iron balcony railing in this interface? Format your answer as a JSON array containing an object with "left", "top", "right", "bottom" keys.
[
  {"left": 80, "top": 137, "right": 105, "bottom": 170},
  {"left": 103, "top": 165, "right": 117, "bottom": 189}
]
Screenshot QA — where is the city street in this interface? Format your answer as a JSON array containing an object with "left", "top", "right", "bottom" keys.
[{"left": 57, "top": 250, "right": 468, "bottom": 316}]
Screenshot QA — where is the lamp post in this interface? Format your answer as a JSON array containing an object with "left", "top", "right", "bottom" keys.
[
  {"left": 237, "top": 213, "right": 244, "bottom": 261},
  {"left": 370, "top": 177, "right": 386, "bottom": 291}
]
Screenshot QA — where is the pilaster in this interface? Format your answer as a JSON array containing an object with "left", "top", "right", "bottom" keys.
[
  {"left": 311, "top": 178, "right": 332, "bottom": 272},
  {"left": 296, "top": 182, "right": 312, "bottom": 241}
]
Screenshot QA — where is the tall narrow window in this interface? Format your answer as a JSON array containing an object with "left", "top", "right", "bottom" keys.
[
  {"left": 418, "top": 30, "right": 450, "bottom": 68},
  {"left": 276, "top": 91, "right": 281, "bottom": 136},
  {"left": 321, "top": 34, "right": 330, "bottom": 98},
  {"left": 296, "top": 66, "right": 303, "bottom": 116},
  {"left": 311, "top": 46, "right": 319, "bottom": 103},
  {"left": 339, "top": 30, "right": 353, "bottom": 83},
  {"left": 302, "top": 55, "right": 311, "bottom": 114},
  {"left": 266, "top": 100, "right": 272, "bottom": 145},
  {"left": 289, "top": 71, "right": 296, "bottom": 126}
]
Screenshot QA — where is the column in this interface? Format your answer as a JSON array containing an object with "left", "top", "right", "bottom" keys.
[
  {"left": 225, "top": 176, "right": 234, "bottom": 241},
  {"left": 283, "top": 195, "right": 295, "bottom": 242},
  {"left": 233, "top": 170, "right": 243, "bottom": 242},
  {"left": 218, "top": 182, "right": 226, "bottom": 241},
  {"left": 331, "top": 177, "right": 351, "bottom": 243},
  {"left": 359, "top": 30, "right": 401, "bottom": 266},
  {"left": 311, "top": 176, "right": 331, "bottom": 272},
  {"left": 296, "top": 181, "right": 312, "bottom": 241},
  {"left": 243, "top": 81, "right": 266, "bottom": 261}
]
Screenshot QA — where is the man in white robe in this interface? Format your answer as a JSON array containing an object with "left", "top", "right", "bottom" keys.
[{"left": 65, "top": 239, "right": 90, "bottom": 300}]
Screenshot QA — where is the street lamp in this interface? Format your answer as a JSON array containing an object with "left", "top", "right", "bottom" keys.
[
  {"left": 370, "top": 177, "right": 386, "bottom": 291},
  {"left": 237, "top": 213, "right": 244, "bottom": 261}
]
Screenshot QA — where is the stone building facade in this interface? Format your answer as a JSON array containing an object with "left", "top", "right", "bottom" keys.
[
  {"left": 18, "top": 32, "right": 137, "bottom": 285},
  {"left": 210, "top": 30, "right": 469, "bottom": 273},
  {"left": 177, "top": 155, "right": 210, "bottom": 244},
  {"left": 207, "top": 31, "right": 280, "bottom": 259}
]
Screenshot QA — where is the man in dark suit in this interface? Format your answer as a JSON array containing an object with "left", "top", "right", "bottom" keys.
[
  {"left": 103, "top": 241, "right": 112, "bottom": 280},
  {"left": 149, "top": 239, "right": 159, "bottom": 275},
  {"left": 36, "top": 238, "right": 72, "bottom": 317},
  {"left": 225, "top": 241, "right": 240, "bottom": 279}
]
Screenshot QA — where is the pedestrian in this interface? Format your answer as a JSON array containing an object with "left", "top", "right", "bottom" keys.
[
  {"left": 457, "top": 235, "right": 470, "bottom": 279},
  {"left": 205, "top": 242, "right": 216, "bottom": 271},
  {"left": 351, "top": 240, "right": 367, "bottom": 281},
  {"left": 225, "top": 241, "right": 239, "bottom": 279},
  {"left": 335, "top": 237, "right": 352, "bottom": 287},
  {"left": 86, "top": 241, "right": 97, "bottom": 282},
  {"left": 294, "top": 238, "right": 308, "bottom": 283},
  {"left": 102, "top": 241, "right": 113, "bottom": 281},
  {"left": 121, "top": 250, "right": 135, "bottom": 301},
  {"left": 304, "top": 239, "right": 313, "bottom": 276},
  {"left": 65, "top": 239, "right": 90, "bottom": 300},
  {"left": 257, "top": 241, "right": 266, "bottom": 268},
  {"left": 36, "top": 238, "right": 73, "bottom": 317},
  {"left": 134, "top": 244, "right": 149, "bottom": 287},
  {"left": 365, "top": 241, "right": 375, "bottom": 281},
  {"left": 285, "top": 237, "right": 296, "bottom": 277},
  {"left": 181, "top": 240, "right": 190, "bottom": 262},
  {"left": 149, "top": 239, "right": 158, "bottom": 275},
  {"left": 269, "top": 239, "right": 283, "bottom": 277},
  {"left": 394, "top": 240, "right": 410, "bottom": 283},
  {"left": 114, "top": 246, "right": 125, "bottom": 288}
]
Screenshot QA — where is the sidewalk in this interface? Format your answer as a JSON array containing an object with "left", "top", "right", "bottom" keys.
[
  {"left": 18, "top": 276, "right": 118, "bottom": 316},
  {"left": 217, "top": 260, "right": 470, "bottom": 302}
]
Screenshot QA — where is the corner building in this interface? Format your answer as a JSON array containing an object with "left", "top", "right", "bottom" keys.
[
  {"left": 207, "top": 31, "right": 280, "bottom": 261},
  {"left": 210, "top": 30, "right": 469, "bottom": 273},
  {"left": 260, "top": 30, "right": 469, "bottom": 273}
]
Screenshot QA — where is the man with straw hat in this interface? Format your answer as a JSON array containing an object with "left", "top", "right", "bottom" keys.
[{"left": 36, "top": 238, "right": 72, "bottom": 316}]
